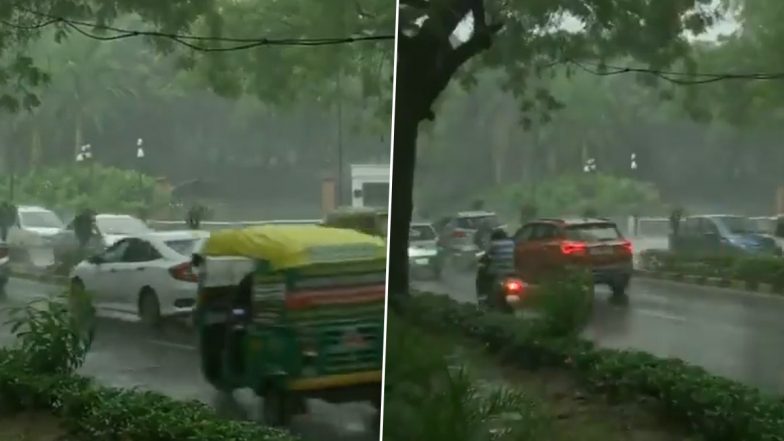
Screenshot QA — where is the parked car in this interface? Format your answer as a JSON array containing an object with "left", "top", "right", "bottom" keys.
[
  {"left": 70, "top": 230, "right": 209, "bottom": 327},
  {"left": 6, "top": 205, "right": 65, "bottom": 263},
  {"left": 409, "top": 222, "right": 441, "bottom": 278},
  {"left": 53, "top": 213, "right": 153, "bottom": 268},
  {"left": 515, "top": 218, "right": 633, "bottom": 298},
  {"left": 671, "top": 215, "right": 781, "bottom": 256},
  {"left": 437, "top": 211, "right": 503, "bottom": 270}
]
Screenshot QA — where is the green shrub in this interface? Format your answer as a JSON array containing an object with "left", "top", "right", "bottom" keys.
[
  {"left": 473, "top": 173, "right": 665, "bottom": 221},
  {"left": 731, "top": 256, "right": 784, "bottom": 287},
  {"left": 403, "top": 293, "right": 784, "bottom": 441},
  {"left": 533, "top": 270, "right": 594, "bottom": 337},
  {"left": 3, "top": 293, "right": 93, "bottom": 375},
  {"left": 0, "top": 165, "right": 171, "bottom": 216},
  {"left": 645, "top": 250, "right": 784, "bottom": 289},
  {"left": 0, "top": 293, "right": 295, "bottom": 441},
  {"left": 383, "top": 313, "right": 549, "bottom": 441}
]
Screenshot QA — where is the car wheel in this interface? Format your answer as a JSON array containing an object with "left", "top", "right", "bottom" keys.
[
  {"left": 138, "top": 289, "right": 162, "bottom": 329},
  {"left": 609, "top": 280, "right": 629, "bottom": 305}
]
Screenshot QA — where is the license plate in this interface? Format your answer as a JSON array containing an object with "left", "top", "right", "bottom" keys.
[
  {"left": 590, "top": 247, "right": 612, "bottom": 255},
  {"left": 415, "top": 258, "right": 429, "bottom": 265}
]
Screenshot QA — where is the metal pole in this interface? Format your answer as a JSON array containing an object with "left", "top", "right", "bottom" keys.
[
  {"left": 335, "top": 5, "right": 345, "bottom": 207},
  {"left": 8, "top": 144, "right": 14, "bottom": 202}
]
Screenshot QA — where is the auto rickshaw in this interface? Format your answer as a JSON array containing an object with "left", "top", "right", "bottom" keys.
[
  {"left": 192, "top": 224, "right": 385, "bottom": 428},
  {"left": 323, "top": 206, "right": 387, "bottom": 238}
]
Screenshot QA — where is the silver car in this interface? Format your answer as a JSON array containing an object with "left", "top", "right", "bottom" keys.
[
  {"left": 409, "top": 222, "right": 441, "bottom": 279},
  {"left": 437, "top": 211, "right": 502, "bottom": 270},
  {"left": 52, "top": 214, "right": 153, "bottom": 270}
]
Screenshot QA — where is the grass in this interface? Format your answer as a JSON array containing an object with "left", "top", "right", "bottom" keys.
[
  {"left": 407, "top": 320, "right": 701, "bottom": 441},
  {"left": 0, "top": 412, "right": 65, "bottom": 441}
]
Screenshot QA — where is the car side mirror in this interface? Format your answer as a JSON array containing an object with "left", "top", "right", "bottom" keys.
[{"left": 88, "top": 255, "right": 104, "bottom": 265}]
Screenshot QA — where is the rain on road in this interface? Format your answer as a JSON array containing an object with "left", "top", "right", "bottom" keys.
[
  {"left": 0, "top": 277, "right": 377, "bottom": 441},
  {"left": 415, "top": 268, "right": 784, "bottom": 395}
]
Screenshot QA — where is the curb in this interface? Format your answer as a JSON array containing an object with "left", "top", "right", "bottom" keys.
[
  {"left": 633, "top": 269, "right": 784, "bottom": 296},
  {"left": 9, "top": 269, "right": 67, "bottom": 286}
]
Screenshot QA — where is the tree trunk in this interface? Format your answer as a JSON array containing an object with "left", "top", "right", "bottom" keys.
[{"left": 387, "top": 105, "right": 420, "bottom": 296}]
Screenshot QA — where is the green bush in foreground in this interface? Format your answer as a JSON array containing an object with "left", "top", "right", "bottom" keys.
[
  {"left": 0, "top": 295, "right": 296, "bottom": 441},
  {"left": 403, "top": 293, "right": 784, "bottom": 441},
  {"left": 383, "top": 313, "right": 549, "bottom": 441}
]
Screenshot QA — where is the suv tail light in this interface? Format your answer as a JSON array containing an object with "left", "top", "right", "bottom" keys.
[
  {"left": 452, "top": 230, "right": 466, "bottom": 238},
  {"left": 620, "top": 240, "right": 633, "bottom": 254},
  {"left": 561, "top": 241, "right": 587, "bottom": 256},
  {"left": 169, "top": 262, "right": 198, "bottom": 282}
]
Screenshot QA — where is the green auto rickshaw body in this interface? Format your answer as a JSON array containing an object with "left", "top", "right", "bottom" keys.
[{"left": 193, "top": 224, "right": 385, "bottom": 423}]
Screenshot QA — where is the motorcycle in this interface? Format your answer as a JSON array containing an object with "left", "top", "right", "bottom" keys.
[{"left": 475, "top": 251, "right": 527, "bottom": 313}]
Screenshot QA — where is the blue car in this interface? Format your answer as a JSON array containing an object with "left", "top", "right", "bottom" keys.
[{"left": 672, "top": 215, "right": 782, "bottom": 256}]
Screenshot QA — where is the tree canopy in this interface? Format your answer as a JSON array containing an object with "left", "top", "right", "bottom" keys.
[{"left": 389, "top": 0, "right": 729, "bottom": 293}]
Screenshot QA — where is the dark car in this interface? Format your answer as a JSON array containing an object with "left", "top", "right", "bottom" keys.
[
  {"left": 515, "top": 218, "right": 633, "bottom": 298},
  {"left": 671, "top": 215, "right": 781, "bottom": 256}
]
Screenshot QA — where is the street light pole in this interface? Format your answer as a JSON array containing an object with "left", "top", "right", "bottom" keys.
[
  {"left": 7, "top": 142, "right": 15, "bottom": 202},
  {"left": 136, "top": 138, "right": 145, "bottom": 192},
  {"left": 76, "top": 143, "right": 93, "bottom": 194}
]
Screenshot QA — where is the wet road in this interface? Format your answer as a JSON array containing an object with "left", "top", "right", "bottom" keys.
[
  {"left": 0, "top": 277, "right": 377, "bottom": 441},
  {"left": 415, "top": 268, "right": 784, "bottom": 395}
]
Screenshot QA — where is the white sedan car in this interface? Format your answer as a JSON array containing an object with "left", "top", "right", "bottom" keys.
[{"left": 70, "top": 230, "right": 209, "bottom": 327}]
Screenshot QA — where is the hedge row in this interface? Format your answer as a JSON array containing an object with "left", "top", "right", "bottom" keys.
[
  {"left": 399, "top": 294, "right": 784, "bottom": 441},
  {"left": 0, "top": 348, "right": 297, "bottom": 441},
  {"left": 640, "top": 250, "right": 784, "bottom": 289}
]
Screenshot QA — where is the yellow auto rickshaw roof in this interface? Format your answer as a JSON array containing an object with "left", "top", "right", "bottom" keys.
[{"left": 201, "top": 224, "right": 386, "bottom": 270}]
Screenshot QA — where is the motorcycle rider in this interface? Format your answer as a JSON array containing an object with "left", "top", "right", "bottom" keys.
[{"left": 476, "top": 227, "right": 515, "bottom": 309}]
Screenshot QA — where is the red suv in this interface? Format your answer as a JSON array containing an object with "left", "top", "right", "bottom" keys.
[{"left": 514, "top": 218, "right": 633, "bottom": 298}]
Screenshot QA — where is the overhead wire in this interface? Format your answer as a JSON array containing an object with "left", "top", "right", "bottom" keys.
[{"left": 0, "top": 7, "right": 394, "bottom": 52}]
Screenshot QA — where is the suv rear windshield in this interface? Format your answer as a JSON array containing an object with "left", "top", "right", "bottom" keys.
[
  {"left": 457, "top": 215, "right": 500, "bottom": 230},
  {"left": 565, "top": 223, "right": 621, "bottom": 242},
  {"left": 410, "top": 225, "right": 436, "bottom": 240}
]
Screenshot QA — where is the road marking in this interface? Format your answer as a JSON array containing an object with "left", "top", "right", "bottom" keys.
[
  {"left": 635, "top": 309, "right": 686, "bottom": 322},
  {"left": 149, "top": 339, "right": 196, "bottom": 351}
]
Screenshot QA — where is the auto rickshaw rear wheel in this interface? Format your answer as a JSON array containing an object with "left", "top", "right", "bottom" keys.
[{"left": 261, "top": 388, "right": 305, "bottom": 427}]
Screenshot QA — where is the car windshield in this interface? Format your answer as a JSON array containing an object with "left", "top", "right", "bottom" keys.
[
  {"left": 719, "top": 216, "right": 756, "bottom": 234},
  {"left": 459, "top": 215, "right": 500, "bottom": 230},
  {"left": 165, "top": 239, "right": 201, "bottom": 256},
  {"left": 19, "top": 211, "right": 64, "bottom": 229},
  {"left": 566, "top": 223, "right": 621, "bottom": 242},
  {"left": 96, "top": 217, "right": 151, "bottom": 235},
  {"left": 410, "top": 225, "right": 436, "bottom": 241}
]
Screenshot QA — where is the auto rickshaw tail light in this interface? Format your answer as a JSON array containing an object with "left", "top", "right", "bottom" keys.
[{"left": 170, "top": 262, "right": 198, "bottom": 282}]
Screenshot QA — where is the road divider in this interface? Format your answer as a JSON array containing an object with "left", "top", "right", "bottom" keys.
[{"left": 633, "top": 268, "right": 782, "bottom": 296}]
